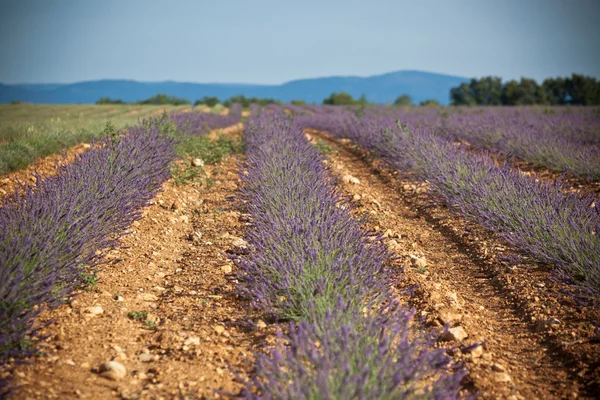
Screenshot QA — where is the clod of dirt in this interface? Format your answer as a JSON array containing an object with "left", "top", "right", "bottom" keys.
[
  {"left": 192, "top": 158, "right": 204, "bottom": 167},
  {"left": 98, "top": 361, "right": 126, "bottom": 381}
]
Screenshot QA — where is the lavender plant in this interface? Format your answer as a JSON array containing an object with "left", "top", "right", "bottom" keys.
[
  {"left": 295, "top": 109, "right": 600, "bottom": 305},
  {"left": 235, "top": 110, "right": 464, "bottom": 399},
  {"left": 244, "top": 301, "right": 464, "bottom": 400},
  {"left": 237, "top": 112, "right": 391, "bottom": 321}
]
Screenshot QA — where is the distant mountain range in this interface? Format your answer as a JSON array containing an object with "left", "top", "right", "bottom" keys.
[{"left": 0, "top": 70, "right": 469, "bottom": 105}]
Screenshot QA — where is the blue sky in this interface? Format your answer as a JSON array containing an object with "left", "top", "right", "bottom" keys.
[{"left": 0, "top": 0, "right": 598, "bottom": 84}]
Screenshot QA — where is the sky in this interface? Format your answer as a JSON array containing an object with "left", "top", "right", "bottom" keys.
[{"left": 0, "top": 0, "right": 599, "bottom": 84}]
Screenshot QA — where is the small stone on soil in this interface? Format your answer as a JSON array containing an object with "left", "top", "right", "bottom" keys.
[
  {"left": 410, "top": 255, "right": 427, "bottom": 269},
  {"left": 535, "top": 317, "right": 560, "bottom": 332},
  {"left": 98, "top": 361, "right": 126, "bottom": 381},
  {"left": 214, "top": 325, "right": 225, "bottom": 335},
  {"left": 440, "top": 326, "right": 468, "bottom": 342},
  {"left": 139, "top": 353, "right": 156, "bottom": 362},
  {"left": 464, "top": 344, "right": 484, "bottom": 358},
  {"left": 140, "top": 293, "right": 159, "bottom": 302},
  {"left": 493, "top": 372, "right": 512, "bottom": 383},
  {"left": 231, "top": 237, "right": 248, "bottom": 248},
  {"left": 221, "top": 265, "right": 233, "bottom": 274},
  {"left": 184, "top": 337, "right": 200, "bottom": 346},
  {"left": 84, "top": 306, "right": 104, "bottom": 316},
  {"left": 342, "top": 175, "right": 360, "bottom": 184},
  {"left": 492, "top": 363, "right": 506, "bottom": 372},
  {"left": 256, "top": 320, "right": 267, "bottom": 329}
]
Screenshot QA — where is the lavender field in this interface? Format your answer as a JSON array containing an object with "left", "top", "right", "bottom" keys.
[{"left": 1, "top": 104, "right": 599, "bottom": 399}]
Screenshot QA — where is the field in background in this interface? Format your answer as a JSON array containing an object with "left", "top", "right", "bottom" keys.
[{"left": 0, "top": 104, "right": 194, "bottom": 174}]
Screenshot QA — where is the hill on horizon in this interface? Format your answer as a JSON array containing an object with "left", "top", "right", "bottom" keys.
[{"left": 0, "top": 70, "right": 469, "bottom": 105}]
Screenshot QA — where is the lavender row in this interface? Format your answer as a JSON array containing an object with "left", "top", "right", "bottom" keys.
[
  {"left": 0, "top": 109, "right": 243, "bottom": 360},
  {"left": 0, "top": 118, "right": 176, "bottom": 359},
  {"left": 293, "top": 105, "right": 600, "bottom": 180},
  {"left": 439, "top": 110, "right": 600, "bottom": 180},
  {"left": 169, "top": 103, "right": 242, "bottom": 135},
  {"left": 295, "top": 110, "right": 600, "bottom": 306},
  {"left": 236, "top": 111, "right": 463, "bottom": 398}
]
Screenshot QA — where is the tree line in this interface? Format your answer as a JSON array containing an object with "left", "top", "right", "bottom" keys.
[
  {"left": 96, "top": 94, "right": 292, "bottom": 107},
  {"left": 322, "top": 92, "right": 440, "bottom": 107},
  {"left": 450, "top": 74, "right": 600, "bottom": 106},
  {"left": 95, "top": 73, "right": 600, "bottom": 108}
]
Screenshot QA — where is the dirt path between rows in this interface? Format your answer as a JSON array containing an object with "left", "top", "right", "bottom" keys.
[
  {"left": 2, "top": 132, "right": 268, "bottom": 399},
  {"left": 310, "top": 130, "right": 599, "bottom": 399}
]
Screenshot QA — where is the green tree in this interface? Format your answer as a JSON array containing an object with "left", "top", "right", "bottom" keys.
[
  {"left": 393, "top": 94, "right": 413, "bottom": 106},
  {"left": 194, "top": 96, "right": 220, "bottom": 107},
  {"left": 516, "top": 78, "right": 545, "bottom": 105},
  {"left": 501, "top": 80, "right": 519, "bottom": 105},
  {"left": 140, "top": 93, "right": 190, "bottom": 105},
  {"left": 419, "top": 99, "right": 441, "bottom": 107},
  {"left": 567, "top": 74, "right": 600, "bottom": 105},
  {"left": 450, "top": 83, "right": 476, "bottom": 105},
  {"left": 471, "top": 76, "right": 503, "bottom": 105},
  {"left": 322, "top": 92, "right": 358, "bottom": 106},
  {"left": 96, "top": 97, "right": 125, "bottom": 105},
  {"left": 543, "top": 77, "right": 568, "bottom": 105}
]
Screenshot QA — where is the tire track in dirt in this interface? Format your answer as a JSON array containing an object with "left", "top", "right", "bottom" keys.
[
  {"left": 311, "top": 130, "right": 594, "bottom": 399},
  {"left": 3, "top": 133, "right": 263, "bottom": 399}
]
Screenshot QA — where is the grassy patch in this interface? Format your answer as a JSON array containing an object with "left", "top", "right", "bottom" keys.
[
  {"left": 0, "top": 104, "right": 186, "bottom": 175},
  {"left": 82, "top": 273, "right": 99, "bottom": 292},
  {"left": 176, "top": 134, "right": 243, "bottom": 164},
  {"left": 127, "top": 310, "right": 148, "bottom": 321},
  {"left": 311, "top": 138, "right": 337, "bottom": 155},
  {"left": 127, "top": 309, "right": 157, "bottom": 330},
  {"left": 171, "top": 134, "right": 243, "bottom": 186}
]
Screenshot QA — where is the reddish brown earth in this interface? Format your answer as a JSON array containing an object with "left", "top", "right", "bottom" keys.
[
  {"left": 2, "top": 124, "right": 599, "bottom": 399},
  {"left": 309, "top": 129, "right": 599, "bottom": 399}
]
